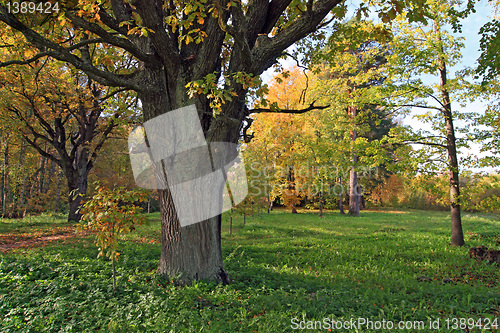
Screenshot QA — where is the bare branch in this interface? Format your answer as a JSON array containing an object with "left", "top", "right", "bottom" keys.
[
  {"left": 249, "top": 101, "right": 330, "bottom": 114},
  {"left": 400, "top": 140, "right": 447, "bottom": 148},
  {"left": 393, "top": 104, "right": 443, "bottom": 111},
  {"left": 21, "top": 134, "right": 61, "bottom": 166},
  {"left": 408, "top": 85, "right": 447, "bottom": 110},
  {"left": 90, "top": 114, "right": 119, "bottom": 162},
  {"left": 99, "top": 87, "right": 130, "bottom": 101}
]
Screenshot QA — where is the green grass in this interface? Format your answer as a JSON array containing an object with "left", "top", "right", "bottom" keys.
[
  {"left": 0, "top": 213, "right": 74, "bottom": 245},
  {"left": 0, "top": 209, "right": 499, "bottom": 332}
]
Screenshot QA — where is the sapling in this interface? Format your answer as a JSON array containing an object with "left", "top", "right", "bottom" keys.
[{"left": 78, "top": 183, "right": 148, "bottom": 292}]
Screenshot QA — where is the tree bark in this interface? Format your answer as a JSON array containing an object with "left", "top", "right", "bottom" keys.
[
  {"left": 65, "top": 147, "right": 91, "bottom": 222},
  {"left": 138, "top": 62, "right": 231, "bottom": 285},
  {"left": 435, "top": 21, "right": 464, "bottom": 246},
  {"left": 66, "top": 169, "right": 89, "bottom": 222},
  {"left": 157, "top": 188, "right": 228, "bottom": 284}
]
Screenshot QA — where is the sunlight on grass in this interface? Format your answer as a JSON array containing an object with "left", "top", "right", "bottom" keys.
[{"left": 0, "top": 209, "right": 499, "bottom": 332}]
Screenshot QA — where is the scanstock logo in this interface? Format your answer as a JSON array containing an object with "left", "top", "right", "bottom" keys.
[{"left": 128, "top": 105, "right": 248, "bottom": 227}]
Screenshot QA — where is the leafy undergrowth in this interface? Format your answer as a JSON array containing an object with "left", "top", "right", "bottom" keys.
[{"left": 0, "top": 209, "right": 499, "bottom": 332}]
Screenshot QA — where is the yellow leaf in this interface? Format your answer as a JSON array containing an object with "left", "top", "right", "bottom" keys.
[{"left": 127, "top": 27, "right": 139, "bottom": 35}]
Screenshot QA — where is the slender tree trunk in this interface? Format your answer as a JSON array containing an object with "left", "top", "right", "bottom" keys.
[
  {"left": 19, "top": 141, "right": 27, "bottom": 211},
  {"left": 318, "top": 191, "right": 324, "bottom": 217},
  {"left": 338, "top": 178, "right": 345, "bottom": 214},
  {"left": 267, "top": 194, "right": 273, "bottom": 213},
  {"left": 38, "top": 153, "right": 46, "bottom": 194},
  {"left": 435, "top": 21, "right": 464, "bottom": 246},
  {"left": 348, "top": 104, "right": 360, "bottom": 217},
  {"left": 230, "top": 208, "right": 233, "bottom": 235},
  {"left": 112, "top": 258, "right": 116, "bottom": 292},
  {"left": 287, "top": 166, "right": 298, "bottom": 214},
  {"left": 54, "top": 169, "right": 62, "bottom": 212},
  {"left": 2, "top": 135, "right": 9, "bottom": 217}
]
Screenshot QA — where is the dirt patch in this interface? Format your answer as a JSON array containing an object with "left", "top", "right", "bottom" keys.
[{"left": 0, "top": 228, "right": 89, "bottom": 253}]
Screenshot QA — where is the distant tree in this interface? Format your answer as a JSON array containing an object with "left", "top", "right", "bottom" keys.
[
  {"left": 0, "top": 58, "right": 135, "bottom": 221},
  {"left": 311, "top": 22, "right": 394, "bottom": 216},
  {"left": 386, "top": 0, "right": 478, "bottom": 246},
  {"left": 244, "top": 69, "right": 311, "bottom": 213}
]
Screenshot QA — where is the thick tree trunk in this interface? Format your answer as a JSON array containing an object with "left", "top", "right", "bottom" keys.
[
  {"left": 436, "top": 21, "right": 464, "bottom": 246},
  {"left": 66, "top": 163, "right": 90, "bottom": 222},
  {"left": 157, "top": 187, "right": 228, "bottom": 285},
  {"left": 138, "top": 64, "right": 230, "bottom": 285}
]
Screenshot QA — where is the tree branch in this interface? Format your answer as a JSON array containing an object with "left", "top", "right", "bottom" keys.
[
  {"left": 21, "top": 134, "right": 61, "bottom": 166},
  {"left": 90, "top": 114, "right": 119, "bottom": 162},
  {"left": 251, "top": 0, "right": 342, "bottom": 75},
  {"left": 65, "top": 11, "right": 155, "bottom": 63},
  {"left": 249, "top": 101, "right": 329, "bottom": 114},
  {"left": 0, "top": 6, "right": 142, "bottom": 90},
  {"left": 261, "top": 0, "right": 293, "bottom": 35},
  {"left": 401, "top": 140, "right": 447, "bottom": 148},
  {"left": 394, "top": 104, "right": 443, "bottom": 111},
  {"left": 8, "top": 106, "right": 55, "bottom": 145},
  {"left": 132, "top": 0, "right": 181, "bottom": 70}
]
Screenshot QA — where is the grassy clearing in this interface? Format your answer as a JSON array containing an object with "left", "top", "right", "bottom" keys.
[
  {"left": 0, "top": 209, "right": 499, "bottom": 332},
  {"left": 0, "top": 213, "right": 74, "bottom": 246}
]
